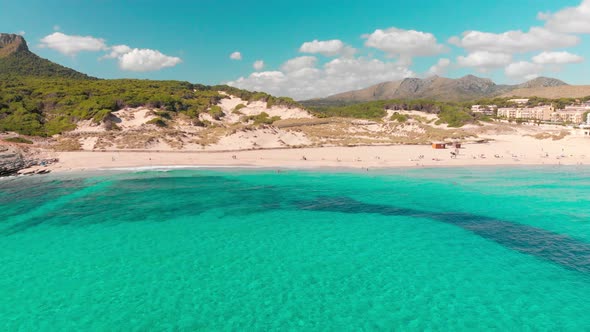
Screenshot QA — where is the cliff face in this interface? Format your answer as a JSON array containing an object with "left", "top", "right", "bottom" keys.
[
  {"left": 0, "top": 33, "right": 29, "bottom": 57},
  {"left": 0, "top": 145, "right": 27, "bottom": 176}
]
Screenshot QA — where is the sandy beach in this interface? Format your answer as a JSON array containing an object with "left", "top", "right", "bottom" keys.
[{"left": 35, "top": 134, "right": 588, "bottom": 173}]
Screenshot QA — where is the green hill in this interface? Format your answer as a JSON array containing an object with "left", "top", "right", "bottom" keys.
[
  {"left": 0, "top": 33, "right": 94, "bottom": 79},
  {"left": 0, "top": 33, "right": 302, "bottom": 137}
]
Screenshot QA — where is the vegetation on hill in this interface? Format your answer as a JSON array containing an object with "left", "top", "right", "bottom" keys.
[
  {"left": 3, "top": 137, "right": 33, "bottom": 144},
  {"left": 0, "top": 54, "right": 95, "bottom": 80},
  {"left": 0, "top": 77, "right": 306, "bottom": 136},
  {"left": 213, "top": 85, "right": 302, "bottom": 109},
  {"left": 309, "top": 99, "right": 478, "bottom": 127}
]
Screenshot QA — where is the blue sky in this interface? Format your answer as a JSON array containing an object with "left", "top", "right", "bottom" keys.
[{"left": 2, "top": 0, "right": 590, "bottom": 99}]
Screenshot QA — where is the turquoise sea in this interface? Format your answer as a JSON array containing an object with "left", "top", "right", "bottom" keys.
[{"left": 1, "top": 166, "right": 590, "bottom": 331}]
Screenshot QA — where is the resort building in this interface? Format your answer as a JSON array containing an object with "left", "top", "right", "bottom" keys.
[
  {"left": 508, "top": 98, "right": 529, "bottom": 106},
  {"left": 497, "top": 106, "right": 554, "bottom": 121},
  {"left": 497, "top": 107, "right": 518, "bottom": 119},
  {"left": 471, "top": 105, "right": 497, "bottom": 115},
  {"left": 551, "top": 109, "right": 586, "bottom": 124}
]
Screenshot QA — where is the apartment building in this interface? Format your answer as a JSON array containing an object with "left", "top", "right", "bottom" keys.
[
  {"left": 471, "top": 105, "right": 497, "bottom": 116},
  {"left": 551, "top": 109, "right": 586, "bottom": 124},
  {"left": 497, "top": 106, "right": 554, "bottom": 121}
]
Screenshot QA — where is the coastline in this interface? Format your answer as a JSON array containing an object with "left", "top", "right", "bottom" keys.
[{"left": 26, "top": 135, "right": 589, "bottom": 174}]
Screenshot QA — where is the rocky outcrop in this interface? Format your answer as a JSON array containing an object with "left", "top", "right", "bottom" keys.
[
  {"left": 0, "top": 145, "right": 55, "bottom": 177},
  {"left": 0, "top": 145, "right": 27, "bottom": 176},
  {"left": 0, "top": 34, "right": 28, "bottom": 57}
]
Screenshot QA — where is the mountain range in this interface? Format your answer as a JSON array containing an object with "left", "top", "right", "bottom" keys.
[{"left": 312, "top": 75, "right": 590, "bottom": 103}]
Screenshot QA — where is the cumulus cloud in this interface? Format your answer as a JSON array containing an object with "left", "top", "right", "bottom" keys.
[
  {"left": 39, "top": 32, "right": 107, "bottom": 56},
  {"left": 427, "top": 58, "right": 451, "bottom": 76},
  {"left": 299, "top": 39, "right": 355, "bottom": 57},
  {"left": 117, "top": 48, "right": 182, "bottom": 72},
  {"left": 505, "top": 61, "right": 543, "bottom": 80},
  {"left": 457, "top": 51, "right": 512, "bottom": 70},
  {"left": 281, "top": 56, "right": 317, "bottom": 73},
  {"left": 532, "top": 51, "right": 584, "bottom": 64},
  {"left": 230, "top": 51, "right": 242, "bottom": 60},
  {"left": 449, "top": 27, "right": 579, "bottom": 54},
  {"left": 101, "top": 44, "right": 132, "bottom": 59},
  {"left": 98, "top": 44, "right": 181, "bottom": 71},
  {"left": 363, "top": 27, "right": 445, "bottom": 63},
  {"left": 540, "top": 0, "right": 590, "bottom": 33},
  {"left": 17, "top": 31, "right": 26, "bottom": 36},
  {"left": 253, "top": 60, "right": 265, "bottom": 70},
  {"left": 228, "top": 56, "right": 413, "bottom": 100}
]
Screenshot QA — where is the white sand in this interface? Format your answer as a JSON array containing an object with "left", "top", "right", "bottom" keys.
[{"left": 43, "top": 134, "right": 588, "bottom": 173}]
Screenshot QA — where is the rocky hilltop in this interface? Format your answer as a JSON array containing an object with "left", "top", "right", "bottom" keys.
[
  {"left": 0, "top": 34, "right": 29, "bottom": 56},
  {"left": 315, "top": 75, "right": 569, "bottom": 103},
  {"left": 0, "top": 33, "right": 93, "bottom": 79}
]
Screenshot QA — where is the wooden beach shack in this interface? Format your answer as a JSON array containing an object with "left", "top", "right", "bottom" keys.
[{"left": 432, "top": 142, "right": 446, "bottom": 149}]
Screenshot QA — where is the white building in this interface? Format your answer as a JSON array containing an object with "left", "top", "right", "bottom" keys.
[
  {"left": 508, "top": 99, "right": 529, "bottom": 106},
  {"left": 551, "top": 108, "right": 586, "bottom": 124},
  {"left": 497, "top": 106, "right": 553, "bottom": 121},
  {"left": 471, "top": 105, "right": 497, "bottom": 116}
]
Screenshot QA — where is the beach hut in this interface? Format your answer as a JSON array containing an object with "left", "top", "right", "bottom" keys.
[{"left": 432, "top": 143, "right": 446, "bottom": 149}]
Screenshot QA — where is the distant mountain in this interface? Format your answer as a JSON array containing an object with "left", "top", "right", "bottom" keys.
[
  {"left": 0, "top": 33, "right": 94, "bottom": 79},
  {"left": 515, "top": 77, "right": 568, "bottom": 89},
  {"left": 314, "top": 75, "right": 570, "bottom": 103}
]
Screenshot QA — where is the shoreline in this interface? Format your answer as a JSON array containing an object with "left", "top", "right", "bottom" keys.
[
  {"left": 6, "top": 163, "right": 589, "bottom": 183},
  {"left": 21, "top": 136, "right": 589, "bottom": 174}
]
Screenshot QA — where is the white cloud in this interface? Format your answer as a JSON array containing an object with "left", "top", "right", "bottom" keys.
[
  {"left": 449, "top": 27, "right": 579, "bottom": 53},
  {"left": 457, "top": 51, "right": 512, "bottom": 70},
  {"left": 253, "top": 60, "right": 264, "bottom": 70},
  {"left": 99, "top": 44, "right": 181, "bottom": 71},
  {"left": 363, "top": 27, "right": 445, "bottom": 63},
  {"left": 17, "top": 31, "right": 25, "bottom": 36},
  {"left": 53, "top": 25, "right": 61, "bottom": 31},
  {"left": 505, "top": 61, "right": 543, "bottom": 80},
  {"left": 540, "top": 0, "right": 590, "bottom": 33},
  {"left": 118, "top": 48, "right": 182, "bottom": 72},
  {"left": 228, "top": 56, "right": 414, "bottom": 100},
  {"left": 39, "top": 32, "right": 107, "bottom": 56},
  {"left": 532, "top": 51, "right": 584, "bottom": 64},
  {"left": 230, "top": 51, "right": 242, "bottom": 60},
  {"left": 299, "top": 39, "right": 355, "bottom": 57},
  {"left": 427, "top": 58, "right": 451, "bottom": 76},
  {"left": 281, "top": 56, "right": 317, "bottom": 73},
  {"left": 101, "top": 44, "right": 132, "bottom": 59}
]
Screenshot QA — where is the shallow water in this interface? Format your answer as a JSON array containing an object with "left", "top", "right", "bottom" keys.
[{"left": 1, "top": 166, "right": 590, "bottom": 330}]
